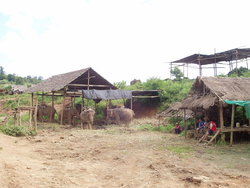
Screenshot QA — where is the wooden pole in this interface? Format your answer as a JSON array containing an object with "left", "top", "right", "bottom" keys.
[
  {"left": 60, "top": 93, "right": 66, "bottom": 125},
  {"left": 230, "top": 104, "right": 235, "bottom": 146},
  {"left": 31, "top": 93, "right": 34, "bottom": 106},
  {"left": 219, "top": 100, "right": 225, "bottom": 141},
  {"left": 219, "top": 101, "right": 224, "bottom": 129},
  {"left": 49, "top": 92, "right": 55, "bottom": 122},
  {"left": 34, "top": 99, "right": 38, "bottom": 132},
  {"left": 184, "top": 109, "right": 187, "bottom": 138}
]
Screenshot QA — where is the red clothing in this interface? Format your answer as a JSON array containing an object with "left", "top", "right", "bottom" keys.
[{"left": 209, "top": 121, "right": 217, "bottom": 132}]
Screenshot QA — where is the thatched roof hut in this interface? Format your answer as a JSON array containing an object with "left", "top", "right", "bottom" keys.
[
  {"left": 26, "top": 67, "right": 116, "bottom": 93},
  {"left": 180, "top": 77, "right": 250, "bottom": 145},
  {"left": 181, "top": 77, "right": 250, "bottom": 110}
]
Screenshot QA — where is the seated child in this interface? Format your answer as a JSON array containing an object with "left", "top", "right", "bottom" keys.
[{"left": 175, "top": 123, "right": 182, "bottom": 134}]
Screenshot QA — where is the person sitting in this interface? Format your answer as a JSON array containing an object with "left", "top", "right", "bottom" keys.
[
  {"left": 195, "top": 118, "right": 205, "bottom": 138},
  {"left": 198, "top": 121, "right": 217, "bottom": 143},
  {"left": 175, "top": 123, "right": 182, "bottom": 134}
]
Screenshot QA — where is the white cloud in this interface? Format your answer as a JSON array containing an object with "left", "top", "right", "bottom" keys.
[{"left": 0, "top": 0, "right": 250, "bottom": 83}]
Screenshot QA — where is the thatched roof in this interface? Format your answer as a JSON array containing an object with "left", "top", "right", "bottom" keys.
[
  {"left": 181, "top": 76, "right": 250, "bottom": 110},
  {"left": 158, "top": 102, "right": 193, "bottom": 118},
  {"left": 26, "top": 67, "right": 116, "bottom": 93}
]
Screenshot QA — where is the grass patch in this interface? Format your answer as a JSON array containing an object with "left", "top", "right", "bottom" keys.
[
  {"left": 138, "top": 124, "right": 174, "bottom": 133},
  {"left": 165, "top": 145, "right": 192, "bottom": 157},
  {"left": 0, "top": 125, "right": 37, "bottom": 137}
]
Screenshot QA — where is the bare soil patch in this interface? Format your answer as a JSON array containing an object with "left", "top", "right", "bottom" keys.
[{"left": 0, "top": 122, "right": 249, "bottom": 188}]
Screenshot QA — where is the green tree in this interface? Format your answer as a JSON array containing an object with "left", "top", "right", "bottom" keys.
[
  {"left": 0, "top": 66, "right": 5, "bottom": 80},
  {"left": 7, "top": 74, "right": 15, "bottom": 82},
  {"left": 114, "top": 81, "right": 127, "bottom": 89},
  {"left": 228, "top": 67, "right": 249, "bottom": 77},
  {"left": 170, "top": 67, "right": 184, "bottom": 81},
  {"left": 15, "top": 77, "right": 25, "bottom": 85}
]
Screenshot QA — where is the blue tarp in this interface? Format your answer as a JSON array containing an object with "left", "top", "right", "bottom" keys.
[{"left": 82, "top": 90, "right": 132, "bottom": 100}]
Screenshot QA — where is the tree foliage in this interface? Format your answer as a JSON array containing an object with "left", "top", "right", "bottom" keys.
[
  {"left": 0, "top": 66, "right": 43, "bottom": 85},
  {"left": 170, "top": 67, "right": 184, "bottom": 81},
  {"left": 228, "top": 67, "right": 250, "bottom": 77}
]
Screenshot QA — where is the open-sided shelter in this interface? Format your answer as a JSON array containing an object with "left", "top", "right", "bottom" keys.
[
  {"left": 171, "top": 48, "right": 250, "bottom": 77},
  {"left": 181, "top": 76, "right": 250, "bottom": 145}
]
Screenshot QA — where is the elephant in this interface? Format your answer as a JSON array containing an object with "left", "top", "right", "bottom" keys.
[
  {"left": 80, "top": 107, "right": 95, "bottom": 129},
  {"left": 58, "top": 107, "right": 80, "bottom": 125},
  {"left": 107, "top": 107, "right": 135, "bottom": 126},
  {"left": 37, "top": 104, "right": 56, "bottom": 122}
]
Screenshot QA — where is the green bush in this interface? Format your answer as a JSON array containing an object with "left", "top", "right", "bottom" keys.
[{"left": 0, "top": 125, "right": 37, "bottom": 137}]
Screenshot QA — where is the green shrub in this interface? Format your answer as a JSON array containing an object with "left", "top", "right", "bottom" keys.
[{"left": 0, "top": 125, "right": 37, "bottom": 137}]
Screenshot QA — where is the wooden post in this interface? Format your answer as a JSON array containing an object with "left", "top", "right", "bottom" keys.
[
  {"left": 31, "top": 93, "right": 34, "bottom": 106},
  {"left": 219, "top": 101, "right": 224, "bottom": 129},
  {"left": 186, "top": 63, "right": 189, "bottom": 78},
  {"left": 184, "top": 109, "right": 187, "bottom": 138},
  {"left": 34, "top": 99, "right": 38, "bottom": 131},
  {"left": 50, "top": 92, "right": 55, "bottom": 122},
  {"left": 219, "top": 100, "right": 225, "bottom": 141},
  {"left": 230, "top": 104, "right": 235, "bottom": 146},
  {"left": 60, "top": 93, "right": 66, "bottom": 125}
]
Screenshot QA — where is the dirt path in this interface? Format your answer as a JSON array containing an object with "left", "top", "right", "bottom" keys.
[{"left": 0, "top": 125, "right": 249, "bottom": 188}]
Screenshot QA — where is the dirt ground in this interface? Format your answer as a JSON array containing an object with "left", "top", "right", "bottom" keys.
[{"left": 0, "top": 120, "right": 250, "bottom": 188}]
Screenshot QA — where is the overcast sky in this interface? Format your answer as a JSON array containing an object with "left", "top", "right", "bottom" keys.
[{"left": 0, "top": 0, "right": 250, "bottom": 83}]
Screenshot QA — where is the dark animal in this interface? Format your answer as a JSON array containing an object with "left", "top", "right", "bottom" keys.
[
  {"left": 58, "top": 107, "right": 80, "bottom": 125},
  {"left": 80, "top": 107, "right": 95, "bottom": 129},
  {"left": 37, "top": 104, "right": 56, "bottom": 122},
  {"left": 107, "top": 107, "right": 135, "bottom": 126}
]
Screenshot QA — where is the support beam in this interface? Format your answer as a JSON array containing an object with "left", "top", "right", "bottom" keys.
[{"left": 230, "top": 104, "right": 235, "bottom": 146}]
